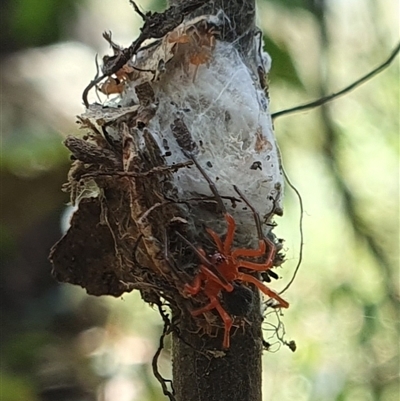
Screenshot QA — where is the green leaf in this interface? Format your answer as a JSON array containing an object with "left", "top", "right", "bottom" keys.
[{"left": 263, "top": 36, "right": 304, "bottom": 89}]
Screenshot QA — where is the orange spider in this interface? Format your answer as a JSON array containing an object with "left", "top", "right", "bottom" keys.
[
  {"left": 184, "top": 213, "right": 289, "bottom": 349},
  {"left": 168, "top": 19, "right": 217, "bottom": 81},
  {"left": 99, "top": 64, "right": 135, "bottom": 95}
]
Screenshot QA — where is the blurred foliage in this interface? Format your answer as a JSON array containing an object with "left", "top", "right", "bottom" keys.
[
  {"left": 1, "top": 0, "right": 398, "bottom": 400},
  {"left": 1, "top": 0, "right": 78, "bottom": 53}
]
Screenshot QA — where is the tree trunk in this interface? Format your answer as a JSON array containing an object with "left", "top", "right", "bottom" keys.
[
  {"left": 50, "top": 1, "right": 286, "bottom": 400},
  {"left": 172, "top": 294, "right": 263, "bottom": 401},
  {"left": 169, "top": 2, "right": 265, "bottom": 401}
]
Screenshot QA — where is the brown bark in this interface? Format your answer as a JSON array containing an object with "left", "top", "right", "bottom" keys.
[{"left": 172, "top": 294, "right": 263, "bottom": 401}]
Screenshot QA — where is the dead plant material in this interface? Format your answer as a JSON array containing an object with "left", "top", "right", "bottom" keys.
[{"left": 50, "top": 93, "right": 192, "bottom": 306}]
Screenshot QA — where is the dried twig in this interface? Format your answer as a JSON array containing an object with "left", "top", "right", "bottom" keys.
[
  {"left": 152, "top": 305, "right": 176, "bottom": 401},
  {"left": 278, "top": 168, "right": 304, "bottom": 295}
]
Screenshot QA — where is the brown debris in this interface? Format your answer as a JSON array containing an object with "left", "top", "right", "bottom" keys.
[
  {"left": 64, "top": 136, "right": 122, "bottom": 169},
  {"left": 254, "top": 126, "right": 273, "bottom": 153},
  {"left": 51, "top": 74, "right": 193, "bottom": 306}
]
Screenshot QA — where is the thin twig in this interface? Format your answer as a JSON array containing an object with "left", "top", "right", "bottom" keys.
[
  {"left": 278, "top": 167, "right": 304, "bottom": 294},
  {"left": 129, "top": 0, "right": 146, "bottom": 20},
  {"left": 233, "top": 185, "right": 263, "bottom": 240},
  {"left": 188, "top": 154, "right": 227, "bottom": 214},
  {"left": 272, "top": 41, "right": 400, "bottom": 119},
  {"left": 152, "top": 306, "right": 176, "bottom": 401}
]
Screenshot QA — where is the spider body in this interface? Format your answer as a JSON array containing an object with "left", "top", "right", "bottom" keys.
[
  {"left": 222, "top": 281, "right": 254, "bottom": 317},
  {"left": 99, "top": 65, "right": 134, "bottom": 95},
  {"left": 168, "top": 19, "right": 217, "bottom": 81},
  {"left": 185, "top": 213, "right": 289, "bottom": 349}
]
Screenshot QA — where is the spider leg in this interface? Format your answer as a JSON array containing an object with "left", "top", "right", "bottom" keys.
[
  {"left": 190, "top": 295, "right": 233, "bottom": 349},
  {"left": 184, "top": 273, "right": 203, "bottom": 295},
  {"left": 237, "top": 260, "right": 273, "bottom": 272},
  {"left": 223, "top": 213, "right": 236, "bottom": 255},
  {"left": 232, "top": 236, "right": 277, "bottom": 268},
  {"left": 233, "top": 186, "right": 278, "bottom": 259},
  {"left": 175, "top": 231, "right": 232, "bottom": 289},
  {"left": 236, "top": 260, "right": 273, "bottom": 271},
  {"left": 237, "top": 272, "right": 289, "bottom": 308},
  {"left": 233, "top": 185, "right": 264, "bottom": 240},
  {"left": 262, "top": 236, "right": 277, "bottom": 267},
  {"left": 215, "top": 301, "right": 233, "bottom": 349},
  {"left": 232, "top": 239, "right": 266, "bottom": 259},
  {"left": 232, "top": 185, "right": 278, "bottom": 266},
  {"left": 206, "top": 227, "right": 224, "bottom": 253}
]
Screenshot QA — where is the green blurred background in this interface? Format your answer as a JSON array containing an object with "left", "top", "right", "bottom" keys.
[{"left": 1, "top": 0, "right": 398, "bottom": 400}]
